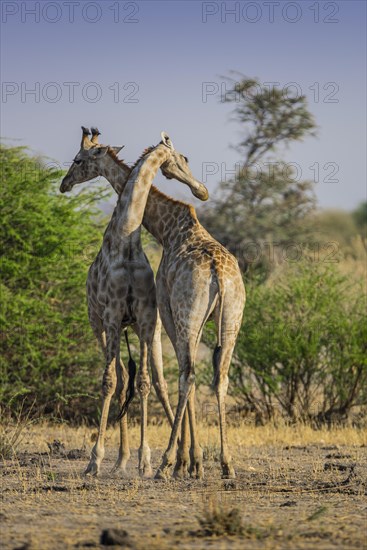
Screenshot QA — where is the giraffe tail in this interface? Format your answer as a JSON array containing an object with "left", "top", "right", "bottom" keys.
[
  {"left": 117, "top": 328, "right": 137, "bottom": 420},
  {"left": 212, "top": 345, "right": 222, "bottom": 389}
]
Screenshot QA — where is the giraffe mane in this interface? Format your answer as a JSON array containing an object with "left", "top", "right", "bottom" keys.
[
  {"left": 106, "top": 147, "right": 131, "bottom": 173},
  {"left": 129, "top": 145, "right": 156, "bottom": 171},
  {"left": 107, "top": 144, "right": 198, "bottom": 217}
]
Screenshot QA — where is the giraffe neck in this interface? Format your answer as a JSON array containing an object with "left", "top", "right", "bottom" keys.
[
  {"left": 101, "top": 148, "right": 200, "bottom": 249},
  {"left": 113, "top": 145, "right": 171, "bottom": 241},
  {"left": 142, "top": 187, "right": 199, "bottom": 248},
  {"left": 100, "top": 150, "right": 131, "bottom": 194}
]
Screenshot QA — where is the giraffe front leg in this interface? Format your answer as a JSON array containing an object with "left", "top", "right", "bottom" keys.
[
  {"left": 111, "top": 360, "right": 130, "bottom": 475},
  {"left": 85, "top": 325, "right": 121, "bottom": 477},
  {"left": 138, "top": 339, "right": 153, "bottom": 478},
  {"left": 85, "top": 357, "right": 117, "bottom": 477}
]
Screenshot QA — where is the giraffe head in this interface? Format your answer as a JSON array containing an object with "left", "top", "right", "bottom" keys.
[
  {"left": 159, "top": 132, "right": 209, "bottom": 201},
  {"left": 60, "top": 127, "right": 124, "bottom": 193}
]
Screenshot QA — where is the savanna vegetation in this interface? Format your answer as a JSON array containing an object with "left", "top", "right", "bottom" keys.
[
  {"left": 1, "top": 77, "right": 366, "bottom": 427},
  {"left": 200, "top": 76, "right": 366, "bottom": 425},
  {"left": 0, "top": 145, "right": 109, "bottom": 422}
]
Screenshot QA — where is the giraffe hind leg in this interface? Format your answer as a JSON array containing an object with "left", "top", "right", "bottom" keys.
[
  {"left": 155, "top": 338, "right": 197, "bottom": 479},
  {"left": 212, "top": 332, "right": 240, "bottom": 479},
  {"left": 150, "top": 315, "right": 175, "bottom": 427},
  {"left": 111, "top": 357, "right": 131, "bottom": 474},
  {"left": 137, "top": 335, "right": 153, "bottom": 478},
  {"left": 187, "top": 385, "right": 203, "bottom": 479},
  {"left": 173, "top": 408, "right": 190, "bottom": 478}
]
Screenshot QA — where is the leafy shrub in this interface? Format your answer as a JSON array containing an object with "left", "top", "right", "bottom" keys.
[
  {"left": 206, "top": 260, "right": 366, "bottom": 424},
  {"left": 0, "top": 145, "right": 110, "bottom": 421}
]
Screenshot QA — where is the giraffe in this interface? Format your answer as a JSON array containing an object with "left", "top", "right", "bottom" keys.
[
  {"left": 60, "top": 128, "right": 208, "bottom": 477},
  {"left": 62, "top": 127, "right": 246, "bottom": 479},
  {"left": 61, "top": 127, "right": 175, "bottom": 433},
  {"left": 151, "top": 178, "right": 246, "bottom": 480}
]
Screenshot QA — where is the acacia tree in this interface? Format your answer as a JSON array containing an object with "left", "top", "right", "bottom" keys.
[
  {"left": 202, "top": 261, "right": 367, "bottom": 424},
  {"left": 0, "top": 145, "right": 109, "bottom": 421},
  {"left": 200, "top": 76, "right": 317, "bottom": 273}
]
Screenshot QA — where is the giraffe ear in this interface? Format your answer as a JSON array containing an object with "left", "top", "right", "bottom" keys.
[
  {"left": 110, "top": 146, "right": 124, "bottom": 155},
  {"left": 90, "top": 146, "right": 109, "bottom": 158},
  {"left": 161, "top": 132, "right": 174, "bottom": 150}
]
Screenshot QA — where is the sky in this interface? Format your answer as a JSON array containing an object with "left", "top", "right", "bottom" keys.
[{"left": 1, "top": 0, "right": 366, "bottom": 211}]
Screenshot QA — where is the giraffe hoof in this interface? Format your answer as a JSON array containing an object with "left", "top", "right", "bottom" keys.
[
  {"left": 84, "top": 462, "right": 99, "bottom": 477},
  {"left": 190, "top": 466, "right": 204, "bottom": 480},
  {"left": 111, "top": 457, "right": 129, "bottom": 475},
  {"left": 173, "top": 465, "right": 189, "bottom": 479},
  {"left": 221, "top": 468, "right": 236, "bottom": 479},
  {"left": 173, "top": 456, "right": 189, "bottom": 479},
  {"left": 111, "top": 465, "right": 128, "bottom": 476},
  {"left": 139, "top": 466, "right": 153, "bottom": 478},
  {"left": 154, "top": 467, "right": 169, "bottom": 480},
  {"left": 220, "top": 458, "right": 235, "bottom": 479}
]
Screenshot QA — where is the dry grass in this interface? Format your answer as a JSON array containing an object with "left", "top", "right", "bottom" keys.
[
  {"left": 11, "top": 421, "right": 366, "bottom": 456},
  {"left": 197, "top": 496, "right": 245, "bottom": 536},
  {"left": 0, "top": 404, "right": 35, "bottom": 459}
]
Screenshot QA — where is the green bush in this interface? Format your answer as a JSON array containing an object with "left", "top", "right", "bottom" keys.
[
  {"left": 0, "top": 145, "right": 110, "bottom": 422},
  {"left": 206, "top": 260, "right": 366, "bottom": 424}
]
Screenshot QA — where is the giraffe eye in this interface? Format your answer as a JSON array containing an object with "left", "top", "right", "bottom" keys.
[{"left": 74, "top": 159, "right": 82, "bottom": 165}]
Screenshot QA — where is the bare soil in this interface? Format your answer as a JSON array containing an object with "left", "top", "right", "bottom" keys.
[{"left": 1, "top": 424, "right": 366, "bottom": 549}]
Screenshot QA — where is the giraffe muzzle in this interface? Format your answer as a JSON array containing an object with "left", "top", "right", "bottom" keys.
[
  {"left": 60, "top": 176, "right": 72, "bottom": 193},
  {"left": 191, "top": 181, "right": 209, "bottom": 201}
]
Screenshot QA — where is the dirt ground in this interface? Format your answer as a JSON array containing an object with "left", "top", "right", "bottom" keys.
[{"left": 1, "top": 423, "right": 366, "bottom": 550}]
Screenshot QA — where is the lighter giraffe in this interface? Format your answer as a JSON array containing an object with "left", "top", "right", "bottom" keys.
[
  {"left": 62, "top": 127, "right": 245, "bottom": 479},
  {"left": 152, "top": 171, "right": 246, "bottom": 479},
  {"left": 60, "top": 128, "right": 208, "bottom": 477}
]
